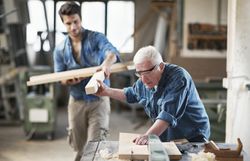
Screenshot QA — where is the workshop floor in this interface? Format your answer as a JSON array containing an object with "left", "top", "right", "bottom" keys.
[{"left": 0, "top": 105, "right": 150, "bottom": 161}]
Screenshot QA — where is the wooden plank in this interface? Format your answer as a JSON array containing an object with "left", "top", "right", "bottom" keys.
[
  {"left": 118, "top": 133, "right": 181, "bottom": 160},
  {"left": 163, "top": 142, "right": 182, "bottom": 160},
  {"left": 215, "top": 156, "right": 243, "bottom": 161},
  {"left": 85, "top": 71, "right": 105, "bottom": 95},
  {"left": 26, "top": 61, "right": 134, "bottom": 86},
  {"left": 118, "top": 132, "right": 148, "bottom": 160}
]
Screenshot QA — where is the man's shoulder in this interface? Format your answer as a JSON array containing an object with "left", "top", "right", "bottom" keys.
[
  {"left": 164, "top": 63, "right": 192, "bottom": 82},
  {"left": 84, "top": 28, "right": 105, "bottom": 38},
  {"left": 166, "top": 63, "right": 187, "bottom": 74},
  {"left": 55, "top": 36, "right": 68, "bottom": 51}
]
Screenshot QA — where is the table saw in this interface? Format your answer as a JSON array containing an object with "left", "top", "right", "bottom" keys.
[{"left": 81, "top": 133, "right": 245, "bottom": 161}]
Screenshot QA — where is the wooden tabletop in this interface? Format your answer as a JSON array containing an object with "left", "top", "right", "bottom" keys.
[{"left": 81, "top": 141, "right": 203, "bottom": 161}]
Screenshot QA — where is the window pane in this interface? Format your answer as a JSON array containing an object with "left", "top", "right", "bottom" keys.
[
  {"left": 107, "top": 1, "right": 134, "bottom": 53},
  {"left": 45, "top": 0, "right": 54, "bottom": 31},
  {"left": 27, "top": 0, "right": 54, "bottom": 46},
  {"left": 82, "top": 2, "right": 105, "bottom": 33},
  {"left": 28, "top": 0, "right": 46, "bottom": 31},
  {"left": 56, "top": 1, "right": 67, "bottom": 33},
  {"left": 27, "top": 0, "right": 46, "bottom": 48}
]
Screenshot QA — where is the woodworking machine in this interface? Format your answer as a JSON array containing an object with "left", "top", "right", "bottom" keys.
[
  {"left": 23, "top": 66, "right": 56, "bottom": 140},
  {"left": 148, "top": 135, "right": 170, "bottom": 161}
]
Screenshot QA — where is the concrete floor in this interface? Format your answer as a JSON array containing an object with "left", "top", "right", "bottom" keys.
[{"left": 0, "top": 106, "right": 150, "bottom": 161}]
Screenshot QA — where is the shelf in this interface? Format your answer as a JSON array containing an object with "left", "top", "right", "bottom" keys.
[{"left": 189, "top": 34, "right": 227, "bottom": 41}]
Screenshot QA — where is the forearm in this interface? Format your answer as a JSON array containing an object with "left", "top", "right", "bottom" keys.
[
  {"left": 106, "top": 88, "right": 126, "bottom": 101},
  {"left": 145, "top": 119, "right": 169, "bottom": 136},
  {"left": 101, "top": 52, "right": 117, "bottom": 67},
  {"left": 133, "top": 119, "right": 169, "bottom": 145}
]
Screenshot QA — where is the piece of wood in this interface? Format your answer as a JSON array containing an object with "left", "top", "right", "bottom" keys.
[
  {"left": 216, "top": 156, "right": 243, "bottom": 161},
  {"left": 204, "top": 138, "right": 243, "bottom": 158},
  {"left": 118, "top": 133, "right": 182, "bottom": 160},
  {"left": 209, "top": 140, "right": 220, "bottom": 150},
  {"left": 26, "top": 61, "right": 134, "bottom": 86},
  {"left": 85, "top": 71, "right": 105, "bottom": 94}
]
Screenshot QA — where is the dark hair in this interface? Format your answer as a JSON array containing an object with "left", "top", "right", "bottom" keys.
[{"left": 59, "top": 2, "right": 81, "bottom": 22}]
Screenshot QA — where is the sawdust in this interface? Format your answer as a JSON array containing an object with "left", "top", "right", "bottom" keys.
[
  {"left": 99, "top": 148, "right": 113, "bottom": 159},
  {"left": 190, "top": 151, "right": 216, "bottom": 161},
  {"left": 99, "top": 148, "right": 130, "bottom": 161}
]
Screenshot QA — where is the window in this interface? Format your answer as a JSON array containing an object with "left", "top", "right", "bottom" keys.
[
  {"left": 27, "top": 0, "right": 54, "bottom": 52},
  {"left": 81, "top": 2, "right": 105, "bottom": 34},
  {"left": 107, "top": 1, "right": 134, "bottom": 53},
  {"left": 26, "top": 0, "right": 46, "bottom": 51},
  {"left": 27, "top": 0, "right": 135, "bottom": 54},
  {"left": 55, "top": 1, "right": 67, "bottom": 45}
]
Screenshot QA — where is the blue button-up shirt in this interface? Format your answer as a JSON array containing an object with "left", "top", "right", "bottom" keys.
[
  {"left": 53, "top": 28, "right": 120, "bottom": 101},
  {"left": 124, "top": 63, "right": 210, "bottom": 141}
]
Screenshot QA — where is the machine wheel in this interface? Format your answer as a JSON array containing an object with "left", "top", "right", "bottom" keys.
[{"left": 47, "top": 132, "right": 54, "bottom": 140}]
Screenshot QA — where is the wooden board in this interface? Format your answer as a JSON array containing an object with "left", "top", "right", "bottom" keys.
[
  {"left": 216, "top": 156, "right": 243, "bottom": 161},
  {"left": 118, "top": 133, "right": 182, "bottom": 160},
  {"left": 27, "top": 61, "right": 134, "bottom": 86},
  {"left": 85, "top": 71, "right": 105, "bottom": 94}
]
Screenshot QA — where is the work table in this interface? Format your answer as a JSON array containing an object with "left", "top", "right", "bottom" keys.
[
  {"left": 81, "top": 140, "right": 245, "bottom": 161},
  {"left": 81, "top": 141, "right": 205, "bottom": 161}
]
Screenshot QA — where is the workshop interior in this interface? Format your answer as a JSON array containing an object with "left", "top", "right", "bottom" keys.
[{"left": 0, "top": 0, "right": 250, "bottom": 161}]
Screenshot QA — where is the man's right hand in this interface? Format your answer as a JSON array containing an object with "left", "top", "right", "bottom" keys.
[
  {"left": 95, "top": 80, "right": 109, "bottom": 96},
  {"left": 61, "top": 77, "right": 85, "bottom": 85}
]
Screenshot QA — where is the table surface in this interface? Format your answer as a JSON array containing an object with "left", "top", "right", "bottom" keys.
[{"left": 81, "top": 141, "right": 209, "bottom": 161}]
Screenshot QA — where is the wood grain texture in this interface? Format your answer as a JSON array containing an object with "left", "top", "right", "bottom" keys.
[
  {"left": 85, "top": 71, "right": 105, "bottom": 94},
  {"left": 27, "top": 62, "right": 134, "bottom": 86},
  {"left": 118, "top": 133, "right": 182, "bottom": 160}
]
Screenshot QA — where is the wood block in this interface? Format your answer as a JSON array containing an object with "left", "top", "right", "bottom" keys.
[
  {"left": 85, "top": 71, "right": 105, "bottom": 94},
  {"left": 216, "top": 155, "right": 243, "bottom": 161},
  {"left": 118, "top": 133, "right": 182, "bottom": 160}
]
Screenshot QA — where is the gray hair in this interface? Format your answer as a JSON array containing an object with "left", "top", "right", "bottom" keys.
[{"left": 133, "top": 45, "right": 163, "bottom": 65}]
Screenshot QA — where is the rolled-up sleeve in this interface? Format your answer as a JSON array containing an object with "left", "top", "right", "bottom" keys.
[
  {"left": 157, "top": 111, "right": 177, "bottom": 127},
  {"left": 124, "top": 86, "right": 138, "bottom": 103},
  {"left": 95, "top": 32, "right": 120, "bottom": 62}
]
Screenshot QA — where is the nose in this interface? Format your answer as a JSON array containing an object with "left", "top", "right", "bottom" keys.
[
  {"left": 71, "top": 23, "right": 77, "bottom": 30},
  {"left": 141, "top": 74, "right": 149, "bottom": 82}
]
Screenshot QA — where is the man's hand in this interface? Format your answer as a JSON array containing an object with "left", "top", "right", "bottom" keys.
[
  {"left": 98, "top": 52, "right": 117, "bottom": 78},
  {"left": 97, "top": 65, "right": 111, "bottom": 78},
  {"left": 133, "top": 134, "right": 149, "bottom": 145},
  {"left": 61, "top": 77, "right": 85, "bottom": 85},
  {"left": 95, "top": 79, "right": 109, "bottom": 96}
]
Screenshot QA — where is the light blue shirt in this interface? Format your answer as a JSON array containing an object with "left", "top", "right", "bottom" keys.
[
  {"left": 124, "top": 63, "right": 210, "bottom": 141},
  {"left": 54, "top": 28, "right": 120, "bottom": 101}
]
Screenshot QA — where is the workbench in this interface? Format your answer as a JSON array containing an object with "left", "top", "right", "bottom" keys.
[
  {"left": 82, "top": 141, "right": 204, "bottom": 161},
  {"left": 82, "top": 141, "right": 246, "bottom": 161}
]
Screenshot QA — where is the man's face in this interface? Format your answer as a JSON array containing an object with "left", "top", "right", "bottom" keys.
[
  {"left": 62, "top": 14, "right": 82, "bottom": 38},
  {"left": 135, "top": 60, "right": 162, "bottom": 89}
]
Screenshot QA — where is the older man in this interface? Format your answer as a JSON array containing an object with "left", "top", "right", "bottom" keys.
[{"left": 96, "top": 45, "right": 210, "bottom": 145}]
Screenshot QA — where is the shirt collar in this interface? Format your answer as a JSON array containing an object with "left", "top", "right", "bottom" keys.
[{"left": 157, "top": 63, "right": 168, "bottom": 89}]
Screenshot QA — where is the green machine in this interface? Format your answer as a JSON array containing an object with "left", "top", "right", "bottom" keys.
[
  {"left": 20, "top": 66, "right": 56, "bottom": 140},
  {"left": 195, "top": 81, "right": 227, "bottom": 142}
]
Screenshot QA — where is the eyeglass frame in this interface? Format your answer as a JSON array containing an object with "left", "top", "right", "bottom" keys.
[{"left": 134, "top": 64, "right": 158, "bottom": 77}]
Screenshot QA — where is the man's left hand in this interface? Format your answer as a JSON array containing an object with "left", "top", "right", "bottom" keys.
[{"left": 133, "top": 134, "right": 149, "bottom": 145}]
